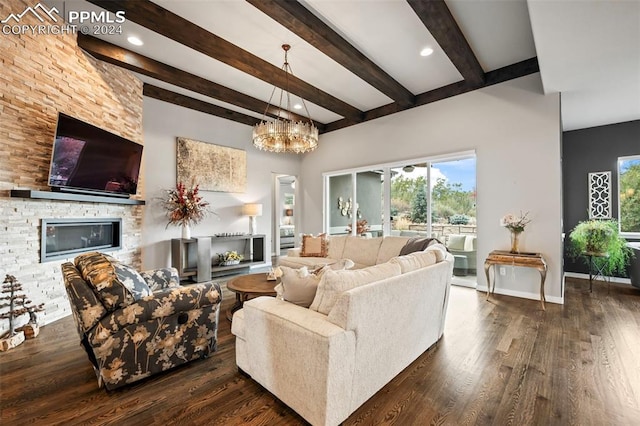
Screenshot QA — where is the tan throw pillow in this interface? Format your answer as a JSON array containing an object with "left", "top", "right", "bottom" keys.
[
  {"left": 301, "top": 233, "right": 328, "bottom": 257},
  {"left": 279, "top": 266, "right": 320, "bottom": 307},
  {"left": 310, "top": 262, "right": 402, "bottom": 315}
]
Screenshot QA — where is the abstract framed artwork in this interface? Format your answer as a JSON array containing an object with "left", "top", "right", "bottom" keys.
[{"left": 176, "top": 137, "right": 247, "bottom": 193}]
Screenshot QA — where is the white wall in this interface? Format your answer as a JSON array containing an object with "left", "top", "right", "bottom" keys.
[
  {"left": 300, "top": 74, "right": 564, "bottom": 303},
  {"left": 142, "top": 98, "right": 300, "bottom": 270}
]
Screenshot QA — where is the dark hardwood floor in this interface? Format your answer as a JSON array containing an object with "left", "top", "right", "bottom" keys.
[{"left": 2, "top": 277, "right": 639, "bottom": 425}]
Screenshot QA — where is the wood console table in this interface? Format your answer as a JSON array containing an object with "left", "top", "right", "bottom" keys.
[{"left": 484, "top": 250, "right": 548, "bottom": 310}]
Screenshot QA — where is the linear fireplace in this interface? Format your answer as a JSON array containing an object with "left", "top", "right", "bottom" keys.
[{"left": 41, "top": 218, "right": 122, "bottom": 262}]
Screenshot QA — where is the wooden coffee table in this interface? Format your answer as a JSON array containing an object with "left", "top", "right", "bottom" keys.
[{"left": 226, "top": 272, "right": 278, "bottom": 321}]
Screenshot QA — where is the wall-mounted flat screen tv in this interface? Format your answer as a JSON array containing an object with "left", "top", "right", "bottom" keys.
[{"left": 48, "top": 113, "right": 143, "bottom": 197}]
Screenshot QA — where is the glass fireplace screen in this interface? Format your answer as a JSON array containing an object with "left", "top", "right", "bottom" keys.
[{"left": 41, "top": 218, "right": 122, "bottom": 262}]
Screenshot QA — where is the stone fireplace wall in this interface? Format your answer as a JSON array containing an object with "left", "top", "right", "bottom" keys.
[{"left": 0, "top": 0, "right": 144, "bottom": 334}]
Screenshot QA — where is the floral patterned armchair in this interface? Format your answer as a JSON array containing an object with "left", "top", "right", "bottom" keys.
[{"left": 61, "top": 252, "right": 222, "bottom": 390}]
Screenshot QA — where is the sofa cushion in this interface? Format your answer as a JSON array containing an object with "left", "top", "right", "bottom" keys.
[
  {"left": 301, "top": 233, "right": 328, "bottom": 257},
  {"left": 278, "top": 256, "right": 337, "bottom": 269},
  {"left": 74, "top": 252, "right": 151, "bottom": 311},
  {"left": 327, "top": 235, "right": 348, "bottom": 259},
  {"left": 446, "top": 234, "right": 467, "bottom": 251},
  {"left": 375, "top": 236, "right": 411, "bottom": 264},
  {"left": 399, "top": 237, "right": 441, "bottom": 256},
  {"left": 310, "top": 262, "right": 401, "bottom": 315},
  {"left": 390, "top": 250, "right": 437, "bottom": 274},
  {"left": 343, "top": 236, "right": 383, "bottom": 267}
]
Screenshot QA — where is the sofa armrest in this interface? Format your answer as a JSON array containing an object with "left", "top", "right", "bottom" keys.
[
  {"left": 140, "top": 267, "right": 181, "bottom": 291},
  {"left": 89, "top": 282, "right": 222, "bottom": 343},
  {"left": 326, "top": 259, "right": 453, "bottom": 409},
  {"left": 239, "top": 297, "right": 356, "bottom": 426}
]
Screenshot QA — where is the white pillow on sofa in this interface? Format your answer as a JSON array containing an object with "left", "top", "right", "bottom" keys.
[
  {"left": 425, "top": 243, "right": 447, "bottom": 262},
  {"left": 310, "top": 262, "right": 401, "bottom": 315}
]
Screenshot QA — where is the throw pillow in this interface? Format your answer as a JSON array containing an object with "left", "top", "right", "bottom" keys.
[
  {"left": 425, "top": 243, "right": 448, "bottom": 262},
  {"left": 301, "top": 233, "right": 328, "bottom": 257},
  {"left": 278, "top": 266, "right": 322, "bottom": 307},
  {"left": 310, "top": 262, "right": 402, "bottom": 315},
  {"left": 317, "top": 258, "right": 355, "bottom": 271},
  {"left": 399, "top": 237, "right": 441, "bottom": 256},
  {"left": 74, "top": 252, "right": 151, "bottom": 311},
  {"left": 113, "top": 262, "right": 152, "bottom": 299}
]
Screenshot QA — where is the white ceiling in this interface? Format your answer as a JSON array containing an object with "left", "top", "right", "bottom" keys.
[
  {"left": 528, "top": 0, "right": 640, "bottom": 131},
  {"left": 49, "top": 0, "right": 640, "bottom": 131}
]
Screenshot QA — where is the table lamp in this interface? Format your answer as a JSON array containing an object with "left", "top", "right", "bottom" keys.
[{"left": 242, "top": 203, "right": 263, "bottom": 235}]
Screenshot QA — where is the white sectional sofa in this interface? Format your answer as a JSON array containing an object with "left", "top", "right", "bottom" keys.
[{"left": 231, "top": 235, "right": 454, "bottom": 426}]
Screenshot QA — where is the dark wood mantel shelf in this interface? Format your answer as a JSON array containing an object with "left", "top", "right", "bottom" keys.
[{"left": 10, "top": 189, "right": 146, "bottom": 205}]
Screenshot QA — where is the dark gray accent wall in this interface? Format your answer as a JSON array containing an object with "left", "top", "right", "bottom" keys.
[{"left": 563, "top": 120, "right": 640, "bottom": 274}]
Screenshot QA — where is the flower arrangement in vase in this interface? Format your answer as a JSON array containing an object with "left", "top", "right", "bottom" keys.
[
  {"left": 162, "top": 182, "right": 211, "bottom": 239},
  {"left": 500, "top": 211, "right": 531, "bottom": 253},
  {"left": 346, "top": 219, "right": 370, "bottom": 236},
  {"left": 218, "top": 251, "right": 244, "bottom": 266}
]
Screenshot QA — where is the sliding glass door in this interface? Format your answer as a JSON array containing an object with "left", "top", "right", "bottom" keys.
[{"left": 324, "top": 152, "right": 477, "bottom": 284}]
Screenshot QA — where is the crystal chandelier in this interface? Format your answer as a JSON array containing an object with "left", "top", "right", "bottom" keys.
[{"left": 252, "top": 44, "right": 319, "bottom": 154}]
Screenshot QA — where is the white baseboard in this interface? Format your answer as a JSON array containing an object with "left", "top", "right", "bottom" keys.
[
  {"left": 564, "top": 272, "right": 631, "bottom": 285},
  {"left": 476, "top": 285, "right": 564, "bottom": 305}
]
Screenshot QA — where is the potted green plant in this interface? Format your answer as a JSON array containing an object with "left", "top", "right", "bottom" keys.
[{"left": 567, "top": 219, "right": 633, "bottom": 276}]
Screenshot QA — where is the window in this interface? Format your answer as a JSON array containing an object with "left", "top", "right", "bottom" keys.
[
  {"left": 324, "top": 152, "right": 476, "bottom": 241},
  {"left": 619, "top": 155, "right": 640, "bottom": 235}
]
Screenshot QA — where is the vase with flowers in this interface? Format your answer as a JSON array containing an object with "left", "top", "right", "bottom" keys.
[
  {"left": 346, "top": 219, "right": 370, "bottom": 236},
  {"left": 162, "top": 182, "right": 211, "bottom": 239},
  {"left": 500, "top": 211, "right": 531, "bottom": 253},
  {"left": 218, "top": 250, "right": 244, "bottom": 266}
]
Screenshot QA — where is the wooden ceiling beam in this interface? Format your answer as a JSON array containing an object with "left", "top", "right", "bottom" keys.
[
  {"left": 77, "top": 35, "right": 321, "bottom": 128},
  {"left": 323, "top": 58, "right": 539, "bottom": 133},
  {"left": 87, "top": 0, "right": 363, "bottom": 121},
  {"left": 247, "top": 0, "right": 415, "bottom": 108},
  {"left": 406, "top": 0, "right": 485, "bottom": 87},
  {"left": 143, "top": 84, "right": 262, "bottom": 127}
]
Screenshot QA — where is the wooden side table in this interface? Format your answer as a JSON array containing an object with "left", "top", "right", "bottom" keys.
[
  {"left": 226, "top": 273, "right": 278, "bottom": 321},
  {"left": 484, "top": 250, "right": 548, "bottom": 310}
]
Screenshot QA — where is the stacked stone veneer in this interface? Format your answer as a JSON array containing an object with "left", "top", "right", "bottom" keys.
[{"left": 0, "top": 0, "right": 144, "bottom": 334}]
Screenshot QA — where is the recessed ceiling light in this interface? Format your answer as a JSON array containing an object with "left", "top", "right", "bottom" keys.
[
  {"left": 127, "top": 36, "right": 143, "bottom": 46},
  {"left": 420, "top": 47, "right": 434, "bottom": 57},
  {"left": 293, "top": 104, "right": 302, "bottom": 110}
]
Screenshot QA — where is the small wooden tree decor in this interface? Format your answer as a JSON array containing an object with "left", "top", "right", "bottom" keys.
[{"left": 0, "top": 274, "right": 45, "bottom": 351}]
